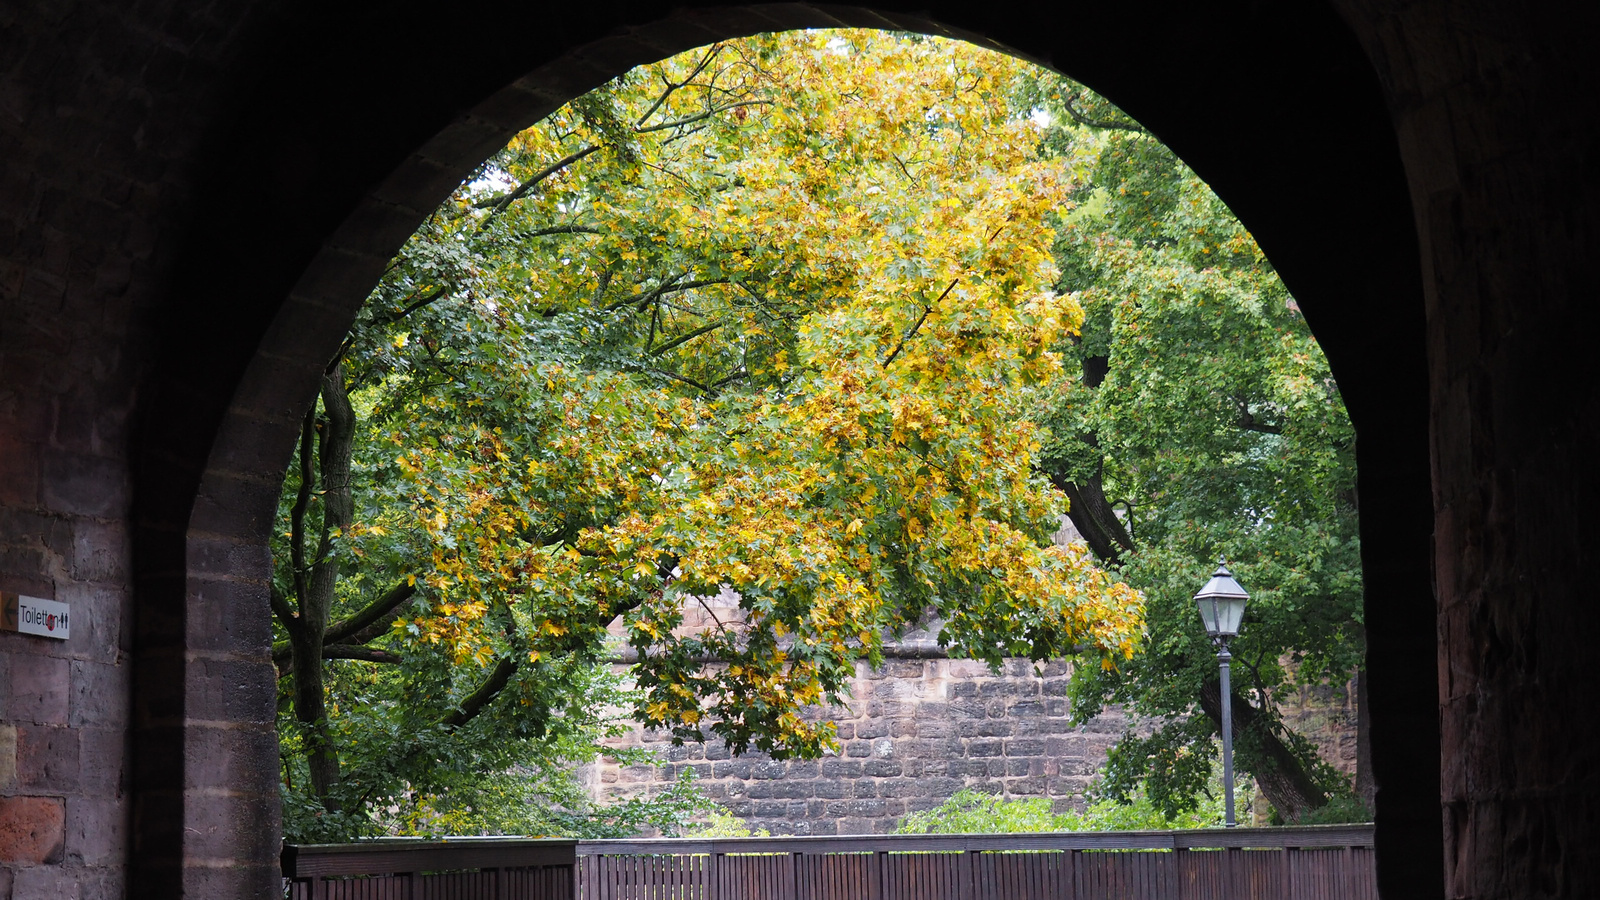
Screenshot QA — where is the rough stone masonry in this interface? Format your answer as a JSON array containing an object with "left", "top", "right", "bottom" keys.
[{"left": 584, "top": 646, "right": 1362, "bottom": 835}]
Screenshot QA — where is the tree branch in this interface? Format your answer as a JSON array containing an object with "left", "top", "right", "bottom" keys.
[
  {"left": 515, "top": 224, "right": 604, "bottom": 239},
  {"left": 324, "top": 580, "right": 418, "bottom": 646},
  {"left": 604, "top": 277, "right": 732, "bottom": 312},
  {"left": 323, "top": 646, "right": 404, "bottom": 665},
  {"left": 287, "top": 406, "right": 317, "bottom": 630},
  {"left": 883, "top": 278, "right": 960, "bottom": 369},
  {"left": 477, "top": 145, "right": 602, "bottom": 220},
  {"left": 634, "top": 100, "right": 772, "bottom": 135},
  {"left": 1061, "top": 96, "right": 1147, "bottom": 134},
  {"left": 633, "top": 44, "right": 724, "bottom": 129},
  {"left": 649, "top": 319, "right": 726, "bottom": 357},
  {"left": 441, "top": 656, "right": 520, "bottom": 729}
]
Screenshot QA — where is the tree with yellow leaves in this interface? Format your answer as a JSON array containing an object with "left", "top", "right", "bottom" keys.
[{"left": 272, "top": 31, "right": 1142, "bottom": 839}]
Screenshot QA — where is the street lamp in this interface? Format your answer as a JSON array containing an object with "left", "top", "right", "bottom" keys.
[{"left": 1194, "top": 559, "right": 1249, "bottom": 827}]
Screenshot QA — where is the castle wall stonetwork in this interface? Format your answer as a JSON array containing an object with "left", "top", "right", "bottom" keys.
[{"left": 585, "top": 656, "right": 1133, "bottom": 835}]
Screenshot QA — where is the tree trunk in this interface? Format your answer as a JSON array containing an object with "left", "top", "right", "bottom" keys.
[
  {"left": 289, "top": 364, "right": 355, "bottom": 803},
  {"left": 1199, "top": 678, "right": 1329, "bottom": 822},
  {"left": 1354, "top": 665, "right": 1375, "bottom": 813},
  {"left": 1053, "top": 468, "right": 1134, "bottom": 564}
]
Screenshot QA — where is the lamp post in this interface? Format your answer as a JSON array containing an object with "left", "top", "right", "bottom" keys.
[{"left": 1194, "top": 560, "right": 1249, "bottom": 828}]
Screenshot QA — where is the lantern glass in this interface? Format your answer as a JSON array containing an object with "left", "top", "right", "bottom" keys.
[{"left": 1194, "top": 563, "right": 1249, "bottom": 639}]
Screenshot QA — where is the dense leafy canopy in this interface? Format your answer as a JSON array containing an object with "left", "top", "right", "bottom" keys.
[
  {"left": 272, "top": 32, "right": 1147, "bottom": 839},
  {"left": 1026, "top": 87, "right": 1366, "bottom": 821}
]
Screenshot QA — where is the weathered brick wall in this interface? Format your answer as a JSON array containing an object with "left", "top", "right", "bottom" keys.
[{"left": 587, "top": 656, "right": 1131, "bottom": 835}]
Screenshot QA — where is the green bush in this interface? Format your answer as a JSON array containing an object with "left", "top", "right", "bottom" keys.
[{"left": 898, "top": 776, "right": 1247, "bottom": 834}]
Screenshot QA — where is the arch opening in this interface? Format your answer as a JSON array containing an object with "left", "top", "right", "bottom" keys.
[{"left": 129, "top": 6, "right": 1437, "bottom": 897}]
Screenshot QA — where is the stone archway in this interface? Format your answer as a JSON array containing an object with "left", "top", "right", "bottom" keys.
[{"left": 121, "top": 4, "right": 1436, "bottom": 898}]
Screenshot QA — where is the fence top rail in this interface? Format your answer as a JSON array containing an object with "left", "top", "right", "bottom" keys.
[
  {"left": 574, "top": 824, "right": 1374, "bottom": 856},
  {"left": 282, "top": 838, "right": 577, "bottom": 878}
]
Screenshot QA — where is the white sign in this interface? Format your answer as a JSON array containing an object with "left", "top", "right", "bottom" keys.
[{"left": 2, "top": 593, "right": 70, "bottom": 640}]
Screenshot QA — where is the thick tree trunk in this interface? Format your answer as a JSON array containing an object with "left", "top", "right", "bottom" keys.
[
  {"left": 1053, "top": 468, "right": 1134, "bottom": 564},
  {"left": 1199, "top": 678, "right": 1329, "bottom": 822}
]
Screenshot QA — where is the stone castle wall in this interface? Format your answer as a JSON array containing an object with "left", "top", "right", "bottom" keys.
[{"left": 582, "top": 655, "right": 1134, "bottom": 835}]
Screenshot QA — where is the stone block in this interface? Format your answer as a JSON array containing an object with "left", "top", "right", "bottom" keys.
[
  {"left": 852, "top": 781, "right": 877, "bottom": 799},
  {"left": 68, "top": 659, "right": 128, "bottom": 729},
  {"left": 814, "top": 780, "right": 849, "bottom": 800},
  {"left": 0, "top": 796, "right": 65, "bottom": 864},
  {"left": 183, "top": 656, "right": 276, "bottom": 726},
  {"left": 183, "top": 575, "right": 274, "bottom": 655},
  {"left": 821, "top": 759, "right": 861, "bottom": 778},
  {"left": 877, "top": 778, "right": 919, "bottom": 798},
  {"left": 7, "top": 654, "right": 69, "bottom": 725},
  {"left": 948, "top": 700, "right": 986, "bottom": 720},
  {"left": 177, "top": 863, "right": 281, "bottom": 900},
  {"left": 862, "top": 759, "right": 901, "bottom": 777},
  {"left": 844, "top": 741, "right": 871, "bottom": 759},
  {"left": 66, "top": 796, "right": 125, "bottom": 866},
  {"left": 0, "top": 724, "right": 14, "bottom": 788},
  {"left": 77, "top": 727, "right": 125, "bottom": 794},
  {"left": 854, "top": 719, "right": 889, "bottom": 739},
  {"left": 968, "top": 739, "right": 1002, "bottom": 758},
  {"left": 1006, "top": 738, "right": 1046, "bottom": 757},
  {"left": 751, "top": 761, "right": 785, "bottom": 779},
  {"left": 1010, "top": 700, "right": 1043, "bottom": 719},
  {"left": 712, "top": 760, "right": 751, "bottom": 779},
  {"left": 1005, "top": 759, "right": 1035, "bottom": 777},
  {"left": 179, "top": 790, "right": 281, "bottom": 863},
  {"left": 40, "top": 451, "right": 127, "bottom": 518},
  {"left": 848, "top": 799, "right": 887, "bottom": 817},
  {"left": 17, "top": 725, "right": 78, "bottom": 791}
]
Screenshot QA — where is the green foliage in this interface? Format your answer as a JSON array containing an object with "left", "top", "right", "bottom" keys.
[
  {"left": 685, "top": 808, "right": 772, "bottom": 838},
  {"left": 896, "top": 783, "right": 1231, "bottom": 834},
  {"left": 1027, "top": 76, "right": 1364, "bottom": 819}
]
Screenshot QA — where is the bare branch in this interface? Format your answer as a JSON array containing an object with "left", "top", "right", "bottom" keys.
[{"left": 633, "top": 44, "right": 725, "bottom": 128}]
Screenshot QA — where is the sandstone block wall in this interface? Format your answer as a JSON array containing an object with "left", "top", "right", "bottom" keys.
[{"left": 585, "top": 656, "right": 1134, "bottom": 835}]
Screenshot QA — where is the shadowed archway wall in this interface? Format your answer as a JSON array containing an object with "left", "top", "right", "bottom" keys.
[{"left": 6, "top": 2, "right": 1594, "bottom": 899}]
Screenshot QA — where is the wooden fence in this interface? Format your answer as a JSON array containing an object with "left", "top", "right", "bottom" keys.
[
  {"left": 283, "top": 825, "right": 1375, "bottom": 900},
  {"left": 575, "top": 826, "right": 1376, "bottom": 900},
  {"left": 282, "top": 837, "right": 576, "bottom": 899}
]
